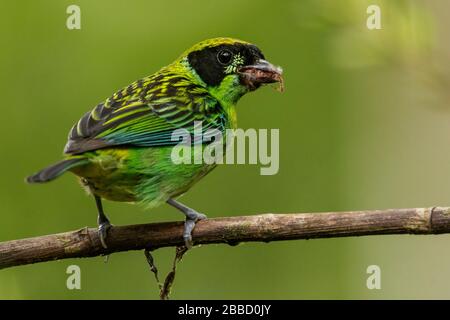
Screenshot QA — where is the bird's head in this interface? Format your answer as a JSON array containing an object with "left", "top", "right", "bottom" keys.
[{"left": 177, "top": 38, "right": 283, "bottom": 104}]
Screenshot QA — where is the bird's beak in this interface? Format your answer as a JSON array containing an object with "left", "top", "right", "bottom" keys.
[{"left": 238, "top": 59, "right": 284, "bottom": 92}]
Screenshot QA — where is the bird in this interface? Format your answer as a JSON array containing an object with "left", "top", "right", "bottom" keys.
[{"left": 26, "top": 37, "right": 283, "bottom": 248}]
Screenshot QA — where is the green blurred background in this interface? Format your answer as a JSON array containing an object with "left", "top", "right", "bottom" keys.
[{"left": 1, "top": 0, "right": 449, "bottom": 299}]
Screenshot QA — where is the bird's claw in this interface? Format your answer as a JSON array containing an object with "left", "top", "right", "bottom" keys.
[
  {"left": 98, "top": 221, "right": 112, "bottom": 249},
  {"left": 183, "top": 211, "right": 206, "bottom": 249}
]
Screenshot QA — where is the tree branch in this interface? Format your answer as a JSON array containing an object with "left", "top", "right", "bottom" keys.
[{"left": 1, "top": 206, "right": 450, "bottom": 269}]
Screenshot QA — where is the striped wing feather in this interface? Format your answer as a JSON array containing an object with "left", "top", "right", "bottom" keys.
[{"left": 64, "top": 71, "right": 226, "bottom": 155}]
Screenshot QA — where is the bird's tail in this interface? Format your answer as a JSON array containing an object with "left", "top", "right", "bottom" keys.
[{"left": 26, "top": 157, "right": 89, "bottom": 184}]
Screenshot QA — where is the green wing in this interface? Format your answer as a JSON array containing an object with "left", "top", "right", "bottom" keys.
[{"left": 64, "top": 71, "right": 227, "bottom": 155}]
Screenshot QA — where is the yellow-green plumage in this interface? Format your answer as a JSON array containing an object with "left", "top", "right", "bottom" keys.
[{"left": 71, "top": 147, "right": 216, "bottom": 208}]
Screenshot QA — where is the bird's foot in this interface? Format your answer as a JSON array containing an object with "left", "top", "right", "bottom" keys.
[
  {"left": 166, "top": 198, "right": 206, "bottom": 248},
  {"left": 183, "top": 210, "right": 207, "bottom": 249},
  {"left": 98, "top": 220, "right": 112, "bottom": 249}
]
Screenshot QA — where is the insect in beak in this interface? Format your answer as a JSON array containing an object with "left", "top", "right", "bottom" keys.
[{"left": 238, "top": 59, "right": 284, "bottom": 92}]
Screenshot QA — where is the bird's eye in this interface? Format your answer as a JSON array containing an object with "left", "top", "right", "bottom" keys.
[{"left": 217, "top": 50, "right": 233, "bottom": 65}]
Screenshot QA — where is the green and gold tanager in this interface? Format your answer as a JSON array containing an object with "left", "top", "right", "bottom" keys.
[{"left": 27, "top": 38, "right": 283, "bottom": 248}]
